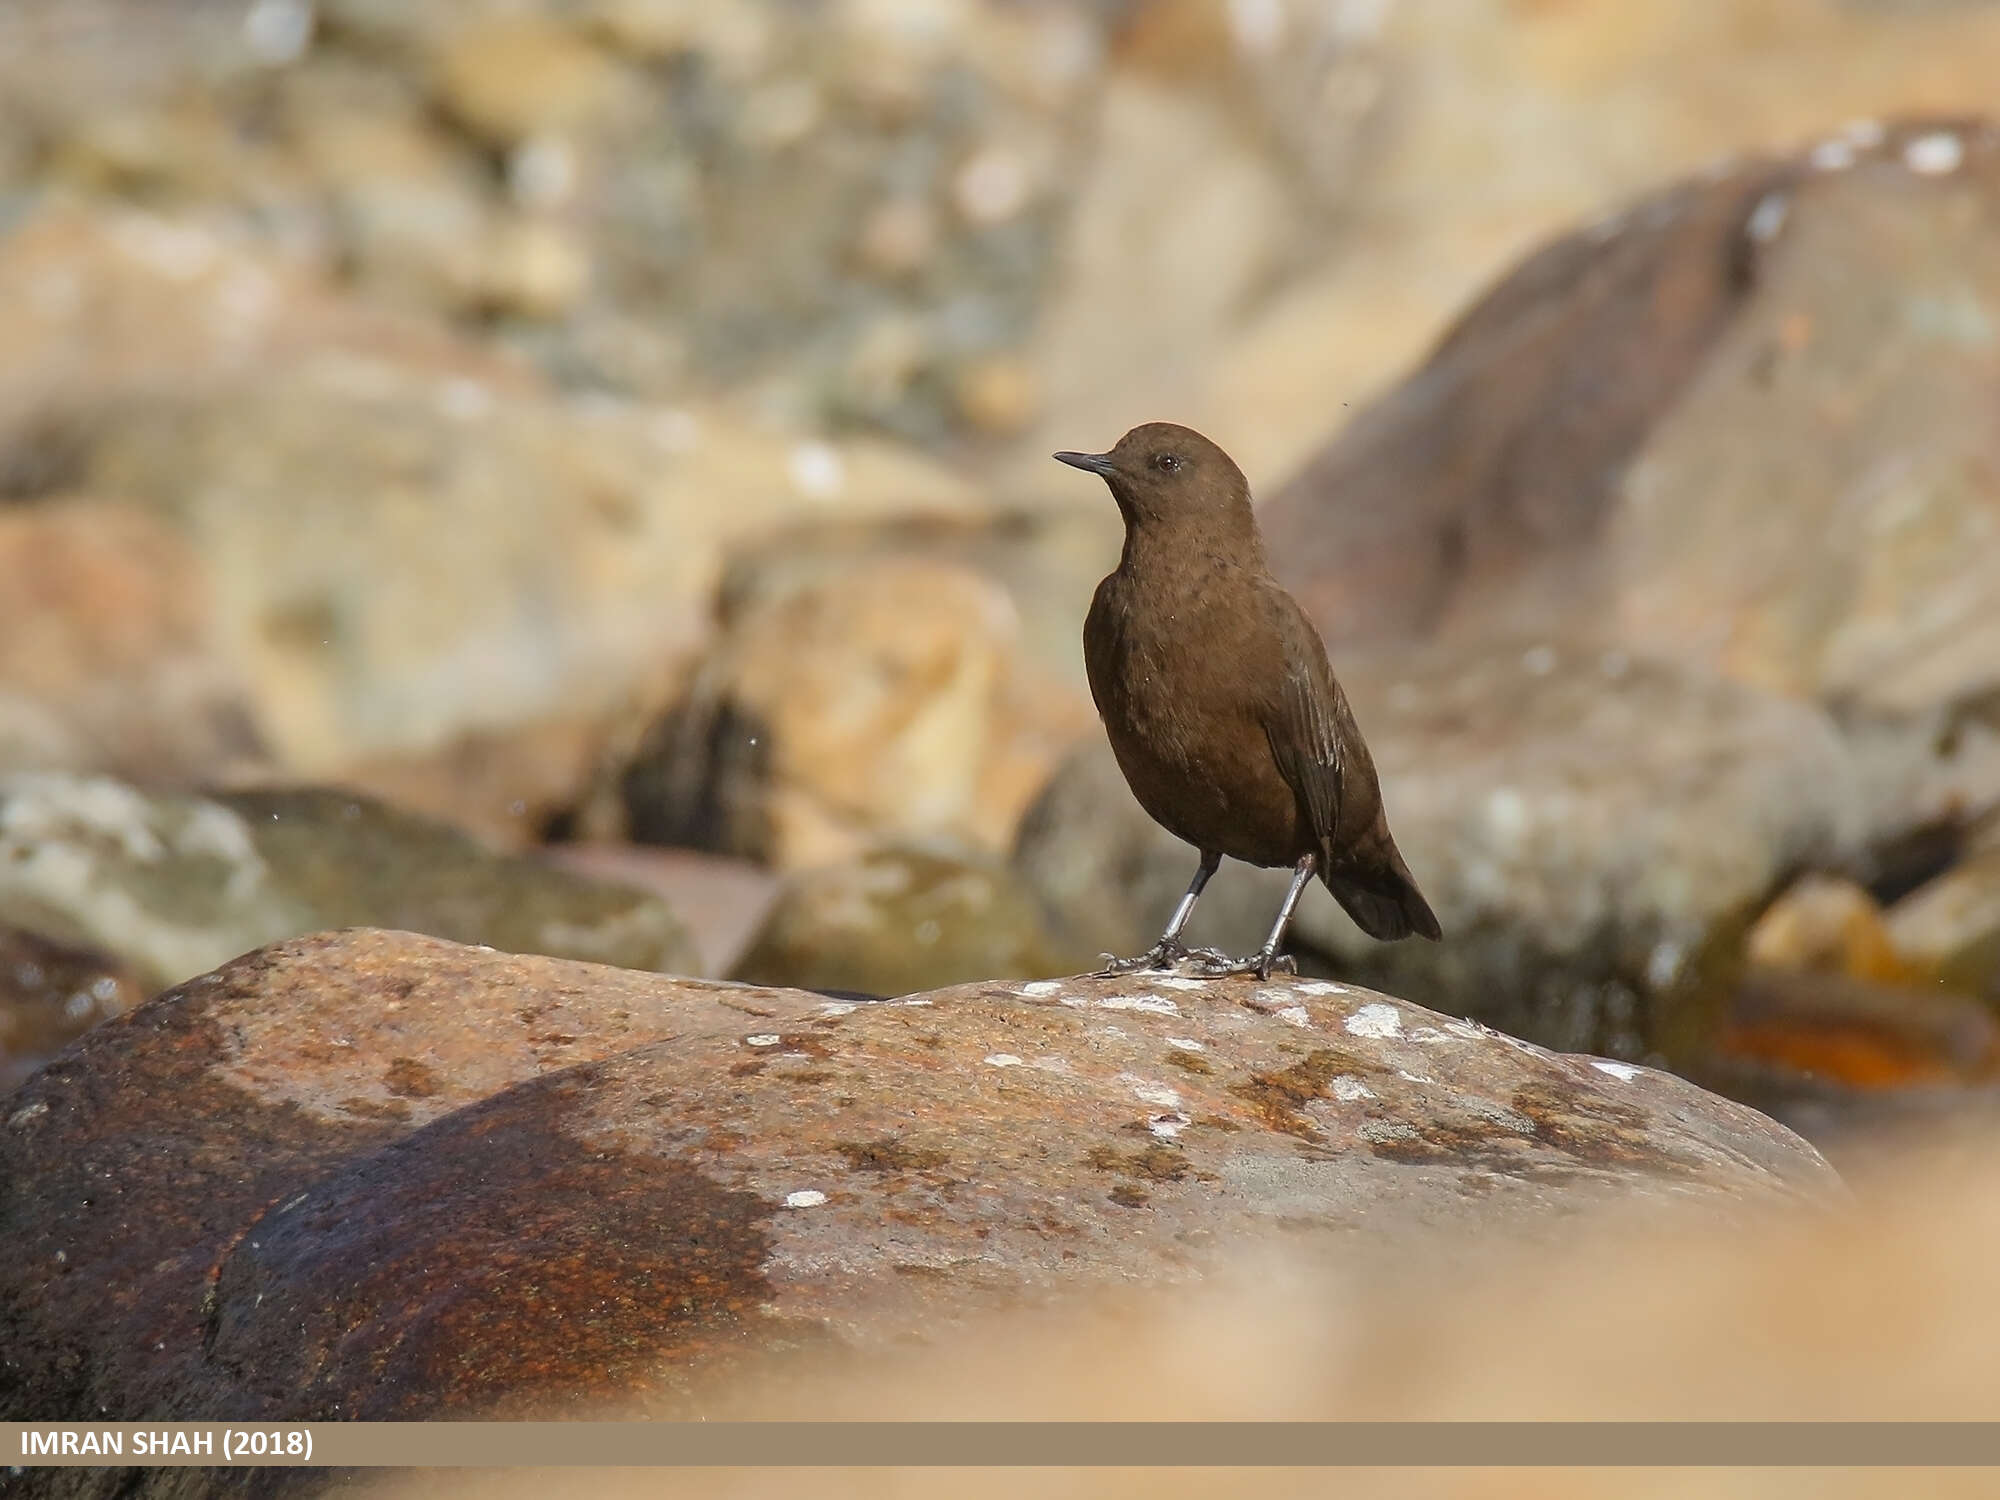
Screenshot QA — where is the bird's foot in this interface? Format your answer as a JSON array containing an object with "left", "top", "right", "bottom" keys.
[
  {"left": 1187, "top": 949, "right": 1297, "bottom": 980},
  {"left": 1092, "top": 939, "right": 1231, "bottom": 977}
]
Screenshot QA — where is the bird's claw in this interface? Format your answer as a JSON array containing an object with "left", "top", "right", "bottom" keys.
[
  {"left": 1092, "top": 939, "right": 1232, "bottom": 977},
  {"left": 1183, "top": 950, "right": 1297, "bottom": 980}
]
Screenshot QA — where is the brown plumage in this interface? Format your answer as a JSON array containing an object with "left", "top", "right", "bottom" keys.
[{"left": 1056, "top": 421, "right": 1441, "bottom": 977}]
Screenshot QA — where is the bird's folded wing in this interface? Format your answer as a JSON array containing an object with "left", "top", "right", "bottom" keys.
[{"left": 1262, "top": 600, "right": 1347, "bottom": 846}]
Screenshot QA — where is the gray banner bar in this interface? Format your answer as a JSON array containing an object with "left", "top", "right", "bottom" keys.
[{"left": 8, "top": 1422, "right": 2000, "bottom": 1468}]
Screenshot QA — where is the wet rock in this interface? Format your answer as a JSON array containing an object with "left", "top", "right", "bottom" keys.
[
  {"left": 0, "top": 929, "right": 1835, "bottom": 1426},
  {"left": 1019, "top": 646, "right": 1859, "bottom": 1063},
  {"left": 623, "top": 558, "right": 1092, "bottom": 870},
  {"left": 0, "top": 498, "right": 265, "bottom": 783},
  {"left": 0, "top": 773, "right": 697, "bottom": 992},
  {"left": 0, "top": 927, "right": 141, "bottom": 1096},
  {"left": 731, "top": 846, "right": 1090, "bottom": 997},
  {"left": 1886, "top": 854, "right": 2000, "bottom": 1003}
]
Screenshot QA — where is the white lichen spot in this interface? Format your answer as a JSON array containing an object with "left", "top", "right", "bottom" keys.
[
  {"left": 745, "top": 1034, "right": 781, "bottom": 1048},
  {"left": 1904, "top": 131, "right": 1964, "bottom": 176},
  {"left": 1345, "top": 1003, "right": 1403, "bottom": 1040},
  {"left": 1155, "top": 976, "right": 1211, "bottom": 992},
  {"left": 1409, "top": 1027, "right": 1453, "bottom": 1045},
  {"left": 1592, "top": 1060, "right": 1642, "bottom": 1082},
  {"left": 984, "top": 1053, "right": 1025, "bottom": 1068},
  {"left": 9, "top": 1101, "right": 50, "bottom": 1128},
  {"left": 1331, "top": 1076, "right": 1374, "bottom": 1102},
  {"left": 1276, "top": 1006, "right": 1312, "bottom": 1029},
  {"left": 1147, "top": 1112, "right": 1190, "bottom": 1140},
  {"left": 1745, "top": 192, "right": 1789, "bottom": 244},
  {"left": 1443, "top": 1019, "right": 1486, "bottom": 1041},
  {"left": 1094, "top": 993, "right": 1180, "bottom": 1016},
  {"left": 895, "top": 997, "right": 933, "bottom": 1008},
  {"left": 784, "top": 1190, "right": 828, "bottom": 1209},
  {"left": 788, "top": 441, "right": 846, "bottom": 499},
  {"left": 816, "top": 1001, "right": 858, "bottom": 1017},
  {"left": 1809, "top": 138, "right": 1856, "bottom": 172},
  {"left": 1843, "top": 118, "right": 1885, "bottom": 149},
  {"left": 1165, "top": 1036, "right": 1205, "bottom": 1053},
  {"left": 1128, "top": 1081, "right": 1183, "bottom": 1110},
  {"left": 1018, "top": 980, "right": 1064, "bottom": 998},
  {"left": 1396, "top": 1069, "right": 1434, "bottom": 1086},
  {"left": 1293, "top": 980, "right": 1346, "bottom": 997}
]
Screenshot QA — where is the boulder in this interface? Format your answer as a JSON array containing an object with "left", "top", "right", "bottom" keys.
[
  {"left": 0, "top": 774, "right": 697, "bottom": 991},
  {"left": 82, "top": 364, "right": 979, "bottom": 773},
  {"left": 0, "top": 929, "right": 1835, "bottom": 1430},
  {"left": 0, "top": 498, "right": 264, "bottom": 783},
  {"left": 622, "top": 557, "right": 1091, "bottom": 870}
]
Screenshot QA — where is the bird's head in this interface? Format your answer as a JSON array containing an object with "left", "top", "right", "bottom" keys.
[{"left": 1054, "top": 422, "right": 1255, "bottom": 538}]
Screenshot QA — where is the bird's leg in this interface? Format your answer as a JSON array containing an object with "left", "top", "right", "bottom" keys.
[
  {"left": 1195, "top": 853, "right": 1316, "bottom": 979},
  {"left": 1096, "top": 851, "right": 1226, "bottom": 974}
]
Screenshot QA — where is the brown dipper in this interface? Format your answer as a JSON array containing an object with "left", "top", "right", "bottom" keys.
[{"left": 1056, "top": 422, "right": 1441, "bottom": 978}]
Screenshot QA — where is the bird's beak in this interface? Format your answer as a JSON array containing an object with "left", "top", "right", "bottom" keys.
[{"left": 1053, "top": 450, "right": 1117, "bottom": 477}]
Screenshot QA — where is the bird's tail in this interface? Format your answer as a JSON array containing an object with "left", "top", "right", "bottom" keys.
[{"left": 1322, "top": 836, "right": 1442, "bottom": 943}]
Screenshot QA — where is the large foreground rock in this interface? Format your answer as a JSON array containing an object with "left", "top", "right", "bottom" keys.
[
  {"left": 0, "top": 774, "right": 697, "bottom": 990},
  {"left": 1, "top": 930, "right": 1834, "bottom": 1430}
]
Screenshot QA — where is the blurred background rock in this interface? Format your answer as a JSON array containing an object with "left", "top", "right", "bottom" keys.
[{"left": 2, "top": 0, "right": 1999, "bottom": 1151}]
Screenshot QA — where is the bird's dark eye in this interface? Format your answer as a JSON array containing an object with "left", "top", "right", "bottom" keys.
[{"left": 1153, "top": 453, "right": 1182, "bottom": 473}]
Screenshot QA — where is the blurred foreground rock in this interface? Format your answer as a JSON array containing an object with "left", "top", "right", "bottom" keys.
[
  {"left": 0, "top": 774, "right": 696, "bottom": 991},
  {"left": 1023, "top": 120, "right": 2000, "bottom": 1063},
  {"left": 0, "top": 929, "right": 1833, "bottom": 1427}
]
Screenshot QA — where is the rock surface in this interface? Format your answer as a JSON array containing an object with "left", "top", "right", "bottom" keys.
[
  {"left": 0, "top": 929, "right": 1835, "bottom": 1429},
  {"left": 0, "top": 774, "right": 697, "bottom": 991}
]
